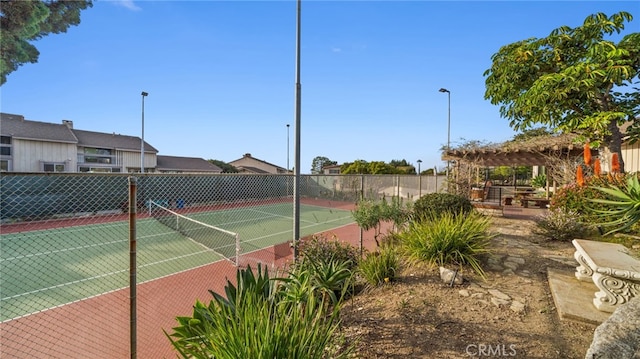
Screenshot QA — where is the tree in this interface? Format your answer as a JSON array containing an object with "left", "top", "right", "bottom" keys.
[
  {"left": 512, "top": 127, "right": 553, "bottom": 142},
  {"left": 208, "top": 159, "right": 238, "bottom": 173},
  {"left": 310, "top": 156, "right": 337, "bottom": 174},
  {"left": 340, "top": 160, "right": 370, "bottom": 174},
  {"left": 484, "top": 11, "right": 640, "bottom": 172},
  {"left": 1, "top": 0, "right": 93, "bottom": 85},
  {"left": 340, "top": 160, "right": 400, "bottom": 175}
]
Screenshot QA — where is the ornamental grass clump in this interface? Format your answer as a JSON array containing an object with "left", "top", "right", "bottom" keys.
[
  {"left": 358, "top": 246, "right": 400, "bottom": 287},
  {"left": 399, "top": 211, "right": 494, "bottom": 278}
]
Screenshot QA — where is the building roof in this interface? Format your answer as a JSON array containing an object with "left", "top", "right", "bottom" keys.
[
  {"left": 0, "top": 113, "right": 78, "bottom": 143},
  {"left": 0, "top": 113, "right": 157, "bottom": 152},
  {"left": 73, "top": 129, "right": 157, "bottom": 153},
  {"left": 237, "top": 166, "right": 270, "bottom": 174},
  {"left": 157, "top": 155, "right": 222, "bottom": 172},
  {"left": 229, "top": 153, "right": 288, "bottom": 172}
]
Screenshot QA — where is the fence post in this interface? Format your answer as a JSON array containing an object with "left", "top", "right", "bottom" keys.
[
  {"left": 128, "top": 177, "right": 137, "bottom": 359},
  {"left": 359, "top": 175, "right": 365, "bottom": 258}
]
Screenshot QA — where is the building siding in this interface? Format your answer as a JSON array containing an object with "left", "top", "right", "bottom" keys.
[
  {"left": 12, "top": 139, "right": 77, "bottom": 172},
  {"left": 622, "top": 142, "right": 640, "bottom": 173}
]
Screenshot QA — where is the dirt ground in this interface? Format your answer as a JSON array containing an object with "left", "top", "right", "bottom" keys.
[{"left": 339, "top": 216, "right": 597, "bottom": 359}]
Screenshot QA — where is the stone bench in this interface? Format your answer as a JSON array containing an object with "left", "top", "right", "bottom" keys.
[{"left": 573, "top": 239, "right": 640, "bottom": 312}]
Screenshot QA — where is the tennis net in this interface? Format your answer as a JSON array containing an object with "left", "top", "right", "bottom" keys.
[{"left": 149, "top": 201, "right": 240, "bottom": 265}]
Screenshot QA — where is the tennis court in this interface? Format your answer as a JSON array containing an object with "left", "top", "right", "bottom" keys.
[{"left": 0, "top": 202, "right": 353, "bottom": 322}]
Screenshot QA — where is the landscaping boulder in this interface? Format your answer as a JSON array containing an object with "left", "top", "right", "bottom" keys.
[
  {"left": 585, "top": 297, "right": 640, "bottom": 359},
  {"left": 439, "top": 267, "right": 463, "bottom": 285}
]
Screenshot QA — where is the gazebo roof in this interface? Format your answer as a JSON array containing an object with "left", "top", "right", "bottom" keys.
[{"left": 442, "top": 133, "right": 591, "bottom": 167}]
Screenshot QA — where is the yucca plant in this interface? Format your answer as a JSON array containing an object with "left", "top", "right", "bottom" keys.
[
  {"left": 400, "top": 211, "right": 494, "bottom": 278},
  {"left": 590, "top": 174, "right": 640, "bottom": 234},
  {"left": 358, "top": 246, "right": 400, "bottom": 287}
]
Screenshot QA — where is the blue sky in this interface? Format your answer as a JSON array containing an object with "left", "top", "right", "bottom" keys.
[{"left": 1, "top": 1, "right": 637, "bottom": 173}]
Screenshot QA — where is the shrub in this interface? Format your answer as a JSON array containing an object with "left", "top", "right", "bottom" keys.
[
  {"left": 531, "top": 174, "right": 547, "bottom": 188},
  {"left": 412, "top": 193, "right": 473, "bottom": 221},
  {"left": 358, "top": 247, "right": 400, "bottom": 287},
  {"left": 400, "top": 211, "right": 493, "bottom": 277},
  {"left": 297, "top": 234, "right": 359, "bottom": 271},
  {"left": 550, "top": 174, "right": 627, "bottom": 223},
  {"left": 533, "top": 207, "right": 590, "bottom": 241}
]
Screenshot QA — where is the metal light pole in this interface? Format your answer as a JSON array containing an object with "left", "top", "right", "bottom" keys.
[
  {"left": 417, "top": 159, "right": 422, "bottom": 197},
  {"left": 439, "top": 88, "right": 450, "bottom": 190},
  {"left": 140, "top": 91, "right": 148, "bottom": 173},
  {"left": 286, "top": 124, "right": 290, "bottom": 171},
  {"left": 292, "top": 0, "right": 302, "bottom": 262}
]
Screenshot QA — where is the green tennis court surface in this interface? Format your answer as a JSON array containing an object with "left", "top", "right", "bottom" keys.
[{"left": 0, "top": 203, "right": 353, "bottom": 322}]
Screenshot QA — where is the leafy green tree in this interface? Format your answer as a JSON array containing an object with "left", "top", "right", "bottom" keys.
[
  {"left": 341, "top": 160, "right": 400, "bottom": 175},
  {"left": 512, "top": 127, "right": 553, "bottom": 142},
  {"left": 310, "top": 156, "right": 337, "bottom": 174},
  {"left": 389, "top": 159, "right": 416, "bottom": 174},
  {"left": 341, "top": 160, "right": 370, "bottom": 174},
  {"left": 1, "top": 0, "right": 93, "bottom": 85},
  {"left": 484, "top": 11, "right": 640, "bottom": 172},
  {"left": 208, "top": 159, "right": 238, "bottom": 173}
]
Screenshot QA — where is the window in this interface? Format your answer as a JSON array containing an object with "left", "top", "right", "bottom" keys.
[
  {"left": 0, "top": 136, "right": 11, "bottom": 156},
  {"left": 0, "top": 160, "right": 9, "bottom": 171},
  {"left": 79, "top": 166, "right": 121, "bottom": 173},
  {"left": 43, "top": 163, "right": 65, "bottom": 172},
  {"left": 81, "top": 147, "right": 113, "bottom": 164}
]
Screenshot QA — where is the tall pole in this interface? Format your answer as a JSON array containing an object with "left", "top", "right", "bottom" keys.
[
  {"left": 439, "top": 88, "right": 450, "bottom": 191},
  {"left": 140, "top": 91, "right": 148, "bottom": 173},
  {"left": 292, "top": 0, "right": 302, "bottom": 262},
  {"left": 417, "top": 159, "right": 422, "bottom": 198},
  {"left": 286, "top": 124, "right": 290, "bottom": 171}
]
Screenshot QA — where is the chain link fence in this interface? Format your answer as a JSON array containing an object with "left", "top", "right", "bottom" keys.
[{"left": 0, "top": 173, "right": 444, "bottom": 358}]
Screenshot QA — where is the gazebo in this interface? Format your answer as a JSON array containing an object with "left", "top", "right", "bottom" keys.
[{"left": 441, "top": 133, "right": 595, "bottom": 204}]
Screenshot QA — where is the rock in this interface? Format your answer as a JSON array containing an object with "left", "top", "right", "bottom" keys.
[
  {"left": 488, "top": 289, "right": 511, "bottom": 301},
  {"left": 470, "top": 293, "right": 484, "bottom": 299},
  {"left": 510, "top": 300, "right": 526, "bottom": 313},
  {"left": 503, "top": 261, "right": 520, "bottom": 270},
  {"left": 491, "top": 297, "right": 510, "bottom": 307},
  {"left": 439, "top": 267, "right": 463, "bottom": 285},
  {"left": 458, "top": 289, "right": 470, "bottom": 297},
  {"left": 502, "top": 269, "right": 515, "bottom": 276},
  {"left": 506, "top": 256, "right": 525, "bottom": 265},
  {"left": 585, "top": 297, "right": 640, "bottom": 359}
]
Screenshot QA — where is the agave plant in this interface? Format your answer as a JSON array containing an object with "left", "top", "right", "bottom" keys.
[{"left": 590, "top": 174, "right": 640, "bottom": 234}]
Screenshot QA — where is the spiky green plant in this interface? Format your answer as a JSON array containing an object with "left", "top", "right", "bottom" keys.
[
  {"left": 400, "top": 211, "right": 494, "bottom": 278},
  {"left": 166, "top": 263, "right": 354, "bottom": 358},
  {"left": 590, "top": 174, "right": 640, "bottom": 234}
]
